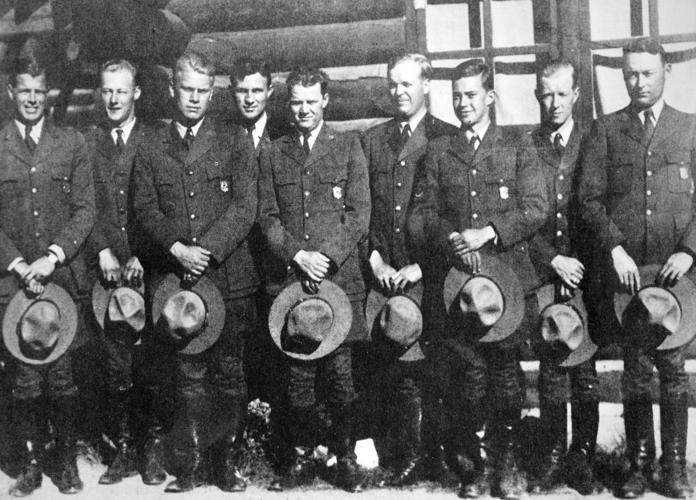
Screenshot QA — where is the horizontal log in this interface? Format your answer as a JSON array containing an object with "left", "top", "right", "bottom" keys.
[
  {"left": 0, "top": 4, "right": 52, "bottom": 39},
  {"left": 167, "top": 0, "right": 404, "bottom": 34},
  {"left": 188, "top": 18, "right": 407, "bottom": 74}
]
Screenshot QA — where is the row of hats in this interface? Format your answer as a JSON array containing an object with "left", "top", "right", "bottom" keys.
[{"left": 5, "top": 259, "right": 696, "bottom": 366}]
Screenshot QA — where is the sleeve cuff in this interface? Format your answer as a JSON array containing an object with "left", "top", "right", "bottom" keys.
[
  {"left": 7, "top": 257, "right": 24, "bottom": 273},
  {"left": 48, "top": 244, "right": 65, "bottom": 264}
]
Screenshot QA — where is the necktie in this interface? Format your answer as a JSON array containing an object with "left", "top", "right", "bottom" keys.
[
  {"left": 553, "top": 133, "right": 564, "bottom": 155},
  {"left": 115, "top": 129, "right": 125, "bottom": 153},
  {"left": 399, "top": 123, "right": 411, "bottom": 151},
  {"left": 246, "top": 123, "right": 257, "bottom": 149},
  {"left": 468, "top": 133, "right": 479, "bottom": 150},
  {"left": 302, "top": 131, "right": 311, "bottom": 158},
  {"left": 643, "top": 109, "right": 655, "bottom": 144},
  {"left": 183, "top": 127, "right": 194, "bottom": 150},
  {"left": 25, "top": 123, "right": 36, "bottom": 154}
]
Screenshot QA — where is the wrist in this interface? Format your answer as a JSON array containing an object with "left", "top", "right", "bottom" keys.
[{"left": 46, "top": 252, "right": 59, "bottom": 266}]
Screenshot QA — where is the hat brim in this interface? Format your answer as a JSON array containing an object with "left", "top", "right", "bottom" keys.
[
  {"left": 152, "top": 274, "right": 224, "bottom": 355},
  {"left": 536, "top": 289, "right": 597, "bottom": 367},
  {"left": 269, "top": 280, "right": 352, "bottom": 361},
  {"left": 443, "top": 255, "right": 525, "bottom": 343},
  {"left": 366, "top": 283, "right": 424, "bottom": 362},
  {"left": 614, "top": 265, "right": 696, "bottom": 350},
  {"left": 92, "top": 281, "right": 146, "bottom": 332},
  {"left": 3, "top": 284, "right": 78, "bottom": 365}
]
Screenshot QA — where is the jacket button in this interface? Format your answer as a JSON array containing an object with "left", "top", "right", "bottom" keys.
[
  {"left": 189, "top": 191, "right": 195, "bottom": 198},
  {"left": 556, "top": 212, "right": 562, "bottom": 219},
  {"left": 119, "top": 208, "right": 126, "bottom": 215},
  {"left": 646, "top": 190, "right": 652, "bottom": 196},
  {"left": 472, "top": 213, "right": 479, "bottom": 219},
  {"left": 556, "top": 230, "right": 562, "bottom": 237},
  {"left": 31, "top": 187, "right": 37, "bottom": 193},
  {"left": 304, "top": 191, "right": 310, "bottom": 197},
  {"left": 395, "top": 205, "right": 401, "bottom": 211},
  {"left": 190, "top": 214, "right": 196, "bottom": 220},
  {"left": 305, "top": 170, "right": 311, "bottom": 175},
  {"left": 121, "top": 226, "right": 126, "bottom": 232},
  {"left": 187, "top": 171, "right": 194, "bottom": 176},
  {"left": 400, "top": 161, "right": 405, "bottom": 167},
  {"left": 33, "top": 210, "right": 38, "bottom": 217},
  {"left": 35, "top": 232, "right": 40, "bottom": 238},
  {"left": 646, "top": 209, "right": 652, "bottom": 216},
  {"left": 304, "top": 212, "right": 310, "bottom": 219},
  {"left": 471, "top": 169, "right": 477, "bottom": 175},
  {"left": 647, "top": 151, "right": 652, "bottom": 157},
  {"left": 192, "top": 237, "right": 197, "bottom": 243},
  {"left": 304, "top": 234, "right": 310, "bottom": 240},
  {"left": 395, "top": 227, "right": 401, "bottom": 233},
  {"left": 396, "top": 182, "right": 402, "bottom": 188},
  {"left": 647, "top": 170, "right": 653, "bottom": 176},
  {"left": 119, "top": 189, "right": 124, "bottom": 195},
  {"left": 471, "top": 191, "right": 477, "bottom": 197},
  {"left": 30, "top": 167, "right": 36, "bottom": 173},
  {"left": 557, "top": 193, "right": 563, "bottom": 200}
]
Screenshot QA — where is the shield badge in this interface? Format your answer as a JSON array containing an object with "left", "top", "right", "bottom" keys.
[
  {"left": 499, "top": 186, "right": 509, "bottom": 200},
  {"left": 333, "top": 186, "right": 343, "bottom": 199},
  {"left": 220, "top": 180, "right": 229, "bottom": 193}
]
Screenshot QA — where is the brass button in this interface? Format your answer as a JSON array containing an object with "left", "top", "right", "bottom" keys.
[
  {"left": 557, "top": 193, "right": 563, "bottom": 200},
  {"left": 190, "top": 214, "right": 196, "bottom": 220},
  {"left": 192, "top": 237, "right": 197, "bottom": 243},
  {"left": 400, "top": 161, "right": 406, "bottom": 167},
  {"left": 396, "top": 182, "right": 402, "bottom": 188},
  {"left": 35, "top": 232, "right": 40, "bottom": 238},
  {"left": 189, "top": 191, "right": 195, "bottom": 198},
  {"left": 471, "top": 169, "right": 477, "bottom": 175},
  {"left": 646, "top": 209, "right": 652, "bottom": 216},
  {"left": 187, "top": 171, "right": 194, "bottom": 176},
  {"left": 304, "top": 190, "right": 310, "bottom": 197},
  {"left": 304, "top": 212, "right": 310, "bottom": 219},
  {"left": 395, "top": 227, "right": 401, "bottom": 233},
  {"left": 31, "top": 187, "right": 37, "bottom": 193},
  {"left": 33, "top": 210, "right": 38, "bottom": 217},
  {"left": 395, "top": 205, "right": 401, "bottom": 211},
  {"left": 556, "top": 212, "right": 562, "bottom": 219},
  {"left": 558, "top": 174, "right": 564, "bottom": 180},
  {"left": 646, "top": 190, "right": 652, "bottom": 196},
  {"left": 119, "top": 189, "right": 124, "bottom": 195},
  {"left": 304, "top": 234, "right": 310, "bottom": 240},
  {"left": 119, "top": 208, "right": 126, "bottom": 215},
  {"left": 556, "top": 230, "right": 562, "bottom": 237},
  {"left": 647, "top": 170, "right": 653, "bottom": 176},
  {"left": 472, "top": 213, "right": 478, "bottom": 219},
  {"left": 30, "top": 167, "right": 36, "bottom": 173},
  {"left": 471, "top": 191, "right": 477, "bottom": 197}
]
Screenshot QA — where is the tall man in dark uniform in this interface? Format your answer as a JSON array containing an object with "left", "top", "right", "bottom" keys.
[
  {"left": 132, "top": 51, "right": 259, "bottom": 493},
  {"left": 409, "top": 60, "right": 547, "bottom": 499},
  {"left": 528, "top": 59, "right": 600, "bottom": 494},
  {"left": 578, "top": 38, "right": 696, "bottom": 499},
  {"left": 257, "top": 67, "right": 370, "bottom": 492},
  {"left": 86, "top": 58, "right": 167, "bottom": 486},
  {"left": 361, "top": 53, "right": 457, "bottom": 485},
  {"left": 0, "top": 54, "right": 94, "bottom": 496}
]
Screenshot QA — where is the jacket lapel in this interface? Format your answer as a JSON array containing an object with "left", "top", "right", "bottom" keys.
[
  {"left": 305, "top": 125, "right": 334, "bottom": 168},
  {"left": 386, "top": 120, "right": 402, "bottom": 156},
  {"left": 280, "top": 133, "right": 305, "bottom": 167},
  {"left": 450, "top": 128, "right": 475, "bottom": 166},
  {"left": 648, "top": 104, "right": 679, "bottom": 151},
  {"left": 3, "top": 121, "right": 33, "bottom": 166},
  {"left": 164, "top": 121, "right": 185, "bottom": 164},
  {"left": 186, "top": 118, "right": 215, "bottom": 165},
  {"left": 33, "top": 120, "right": 57, "bottom": 166},
  {"left": 470, "top": 125, "right": 497, "bottom": 167},
  {"left": 399, "top": 117, "right": 428, "bottom": 161},
  {"left": 618, "top": 107, "right": 644, "bottom": 148},
  {"left": 560, "top": 124, "right": 582, "bottom": 171}
]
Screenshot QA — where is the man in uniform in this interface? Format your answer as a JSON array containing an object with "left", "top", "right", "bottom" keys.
[
  {"left": 132, "top": 51, "right": 259, "bottom": 493},
  {"left": 86, "top": 58, "right": 167, "bottom": 486},
  {"left": 409, "top": 59, "right": 547, "bottom": 499},
  {"left": 528, "top": 59, "right": 600, "bottom": 494},
  {"left": 361, "top": 53, "right": 457, "bottom": 485},
  {"left": 578, "top": 38, "right": 696, "bottom": 499},
  {"left": 0, "top": 54, "right": 94, "bottom": 496},
  {"left": 257, "top": 67, "right": 370, "bottom": 492}
]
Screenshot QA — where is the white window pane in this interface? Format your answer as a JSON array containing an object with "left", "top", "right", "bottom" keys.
[
  {"left": 590, "top": 0, "right": 634, "bottom": 40},
  {"left": 493, "top": 55, "right": 539, "bottom": 125},
  {"left": 658, "top": 0, "right": 696, "bottom": 36},
  {"left": 426, "top": 3, "right": 472, "bottom": 53},
  {"left": 491, "top": 0, "right": 535, "bottom": 47}
]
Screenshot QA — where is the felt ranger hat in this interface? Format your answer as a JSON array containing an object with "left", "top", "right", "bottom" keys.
[
  {"left": 443, "top": 255, "right": 525, "bottom": 343},
  {"left": 152, "top": 274, "right": 225, "bottom": 355},
  {"left": 92, "top": 280, "right": 146, "bottom": 345},
  {"left": 3, "top": 284, "right": 78, "bottom": 365},
  {"left": 614, "top": 265, "right": 696, "bottom": 351},
  {"left": 535, "top": 284, "right": 597, "bottom": 367},
  {"left": 269, "top": 280, "right": 352, "bottom": 361},
  {"left": 365, "top": 283, "right": 425, "bottom": 362}
]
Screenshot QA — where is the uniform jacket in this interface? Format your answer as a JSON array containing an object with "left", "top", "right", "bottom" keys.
[
  {"left": 529, "top": 123, "right": 589, "bottom": 284},
  {"left": 257, "top": 124, "right": 371, "bottom": 304},
  {"left": 86, "top": 120, "right": 159, "bottom": 267},
  {"left": 578, "top": 104, "right": 696, "bottom": 267},
  {"left": 408, "top": 125, "right": 548, "bottom": 292},
  {"left": 0, "top": 120, "right": 95, "bottom": 302},
  {"left": 132, "top": 117, "right": 260, "bottom": 299},
  {"left": 362, "top": 114, "right": 457, "bottom": 270}
]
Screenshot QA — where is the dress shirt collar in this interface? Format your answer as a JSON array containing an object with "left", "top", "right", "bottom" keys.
[
  {"left": 175, "top": 117, "right": 205, "bottom": 139},
  {"left": 299, "top": 120, "right": 323, "bottom": 150},
  {"left": 400, "top": 107, "right": 427, "bottom": 135},
  {"left": 111, "top": 117, "right": 137, "bottom": 145},
  {"left": 638, "top": 98, "right": 664, "bottom": 125},
  {"left": 550, "top": 117, "right": 574, "bottom": 147},
  {"left": 14, "top": 116, "right": 44, "bottom": 143},
  {"left": 247, "top": 112, "right": 268, "bottom": 147}
]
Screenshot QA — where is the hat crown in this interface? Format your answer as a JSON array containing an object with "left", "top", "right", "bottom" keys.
[
  {"left": 379, "top": 296, "right": 422, "bottom": 345},
  {"left": 162, "top": 290, "right": 206, "bottom": 338},
  {"left": 108, "top": 288, "right": 146, "bottom": 332},
  {"left": 637, "top": 287, "right": 681, "bottom": 333},
  {"left": 20, "top": 300, "right": 61, "bottom": 357},
  {"left": 541, "top": 305, "right": 584, "bottom": 350},
  {"left": 287, "top": 298, "right": 333, "bottom": 342},
  {"left": 460, "top": 276, "right": 504, "bottom": 327}
]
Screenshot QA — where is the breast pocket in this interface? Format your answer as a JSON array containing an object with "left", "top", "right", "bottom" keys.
[
  {"left": 51, "top": 165, "right": 73, "bottom": 195},
  {"left": 0, "top": 169, "right": 22, "bottom": 209},
  {"left": 206, "top": 160, "right": 232, "bottom": 197},
  {"left": 274, "top": 169, "right": 300, "bottom": 212},
  {"left": 666, "top": 152, "right": 693, "bottom": 194},
  {"left": 318, "top": 167, "right": 348, "bottom": 211},
  {"left": 484, "top": 172, "right": 516, "bottom": 212},
  {"left": 608, "top": 154, "right": 634, "bottom": 193},
  {"left": 154, "top": 174, "right": 176, "bottom": 215}
]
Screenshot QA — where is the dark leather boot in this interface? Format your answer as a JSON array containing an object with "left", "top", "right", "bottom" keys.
[
  {"left": 566, "top": 400, "right": 601, "bottom": 495},
  {"left": 421, "top": 395, "right": 457, "bottom": 485},
  {"left": 268, "top": 406, "right": 318, "bottom": 491},
  {"left": 217, "top": 397, "right": 247, "bottom": 493},
  {"left": 99, "top": 388, "right": 138, "bottom": 484},
  {"left": 52, "top": 395, "right": 83, "bottom": 494},
  {"left": 537, "top": 401, "right": 567, "bottom": 491},
  {"left": 391, "top": 394, "right": 423, "bottom": 486},
  {"left": 620, "top": 396, "right": 656, "bottom": 499},
  {"left": 659, "top": 393, "right": 693, "bottom": 498},
  {"left": 492, "top": 410, "right": 526, "bottom": 500},
  {"left": 142, "top": 423, "right": 167, "bottom": 485},
  {"left": 458, "top": 423, "right": 493, "bottom": 499},
  {"left": 329, "top": 404, "right": 364, "bottom": 493},
  {"left": 164, "top": 422, "right": 206, "bottom": 493},
  {"left": 9, "top": 398, "right": 43, "bottom": 497}
]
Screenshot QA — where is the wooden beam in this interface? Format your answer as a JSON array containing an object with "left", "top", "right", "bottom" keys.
[
  {"left": 429, "top": 43, "right": 553, "bottom": 60},
  {"left": 187, "top": 18, "right": 407, "bottom": 74},
  {"left": 648, "top": 0, "right": 660, "bottom": 37},
  {"left": 629, "top": 0, "right": 643, "bottom": 37},
  {"left": 166, "top": 0, "right": 405, "bottom": 34},
  {"left": 577, "top": 0, "right": 594, "bottom": 124},
  {"left": 469, "top": 0, "right": 483, "bottom": 49}
]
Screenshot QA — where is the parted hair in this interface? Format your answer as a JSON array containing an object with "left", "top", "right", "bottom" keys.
[
  {"left": 538, "top": 59, "right": 579, "bottom": 89},
  {"left": 174, "top": 51, "right": 215, "bottom": 84},
  {"left": 100, "top": 59, "right": 139, "bottom": 86},
  {"left": 286, "top": 66, "right": 330, "bottom": 95},
  {"left": 451, "top": 59, "right": 493, "bottom": 90},
  {"left": 387, "top": 53, "right": 433, "bottom": 80},
  {"left": 230, "top": 57, "right": 272, "bottom": 87},
  {"left": 10, "top": 53, "right": 45, "bottom": 86},
  {"left": 624, "top": 37, "right": 667, "bottom": 63}
]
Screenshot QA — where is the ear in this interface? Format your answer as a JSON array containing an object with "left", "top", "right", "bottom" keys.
[
  {"left": 423, "top": 78, "right": 431, "bottom": 96},
  {"left": 133, "top": 86, "right": 141, "bottom": 102},
  {"left": 485, "top": 89, "right": 496, "bottom": 107},
  {"left": 321, "top": 92, "right": 329, "bottom": 109},
  {"left": 6, "top": 83, "right": 13, "bottom": 102},
  {"left": 665, "top": 62, "right": 672, "bottom": 76},
  {"left": 267, "top": 82, "right": 275, "bottom": 98},
  {"left": 571, "top": 86, "right": 580, "bottom": 106},
  {"left": 168, "top": 83, "right": 175, "bottom": 100}
]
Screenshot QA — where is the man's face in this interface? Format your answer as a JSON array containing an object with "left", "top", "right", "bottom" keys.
[
  {"left": 170, "top": 68, "right": 214, "bottom": 122},
  {"left": 538, "top": 67, "right": 578, "bottom": 129},
  {"left": 101, "top": 69, "right": 140, "bottom": 127},
  {"left": 452, "top": 75, "right": 494, "bottom": 128},
  {"left": 233, "top": 72, "right": 273, "bottom": 122},
  {"left": 623, "top": 51, "right": 669, "bottom": 110},
  {"left": 289, "top": 83, "right": 328, "bottom": 133},
  {"left": 388, "top": 59, "right": 430, "bottom": 119},
  {"left": 8, "top": 73, "right": 47, "bottom": 124}
]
